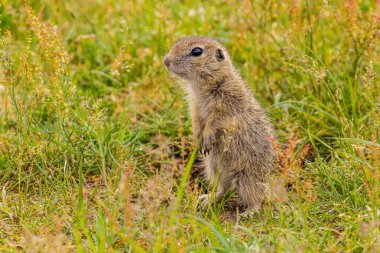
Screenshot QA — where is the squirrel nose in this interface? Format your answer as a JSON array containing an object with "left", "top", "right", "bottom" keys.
[{"left": 164, "top": 56, "right": 171, "bottom": 68}]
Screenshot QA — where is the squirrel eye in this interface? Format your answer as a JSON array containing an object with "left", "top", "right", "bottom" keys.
[{"left": 190, "top": 47, "right": 203, "bottom": 57}]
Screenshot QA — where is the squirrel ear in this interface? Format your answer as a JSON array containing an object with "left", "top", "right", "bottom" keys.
[{"left": 216, "top": 48, "right": 225, "bottom": 61}]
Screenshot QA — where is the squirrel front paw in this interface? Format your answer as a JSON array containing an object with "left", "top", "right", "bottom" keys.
[{"left": 200, "top": 133, "right": 215, "bottom": 156}]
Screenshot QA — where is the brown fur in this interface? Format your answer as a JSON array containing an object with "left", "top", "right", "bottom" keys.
[{"left": 164, "top": 36, "right": 275, "bottom": 211}]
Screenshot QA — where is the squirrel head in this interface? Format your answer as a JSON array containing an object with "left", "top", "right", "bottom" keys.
[{"left": 164, "top": 36, "right": 232, "bottom": 84}]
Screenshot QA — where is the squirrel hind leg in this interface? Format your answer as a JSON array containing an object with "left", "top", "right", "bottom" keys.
[{"left": 236, "top": 177, "right": 267, "bottom": 211}]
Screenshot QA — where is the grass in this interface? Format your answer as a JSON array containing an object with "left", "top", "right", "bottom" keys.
[{"left": 0, "top": 0, "right": 379, "bottom": 252}]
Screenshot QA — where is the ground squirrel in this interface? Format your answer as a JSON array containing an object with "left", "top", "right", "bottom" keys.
[{"left": 164, "top": 36, "right": 275, "bottom": 212}]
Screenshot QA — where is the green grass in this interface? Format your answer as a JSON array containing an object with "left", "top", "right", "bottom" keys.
[{"left": 0, "top": 0, "right": 379, "bottom": 252}]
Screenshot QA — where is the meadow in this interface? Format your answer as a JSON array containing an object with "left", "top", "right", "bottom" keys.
[{"left": 0, "top": 0, "right": 379, "bottom": 252}]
